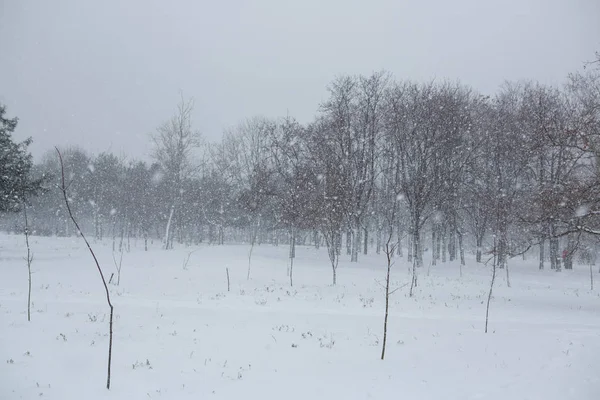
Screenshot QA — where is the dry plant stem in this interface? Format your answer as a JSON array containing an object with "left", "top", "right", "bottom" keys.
[
  {"left": 247, "top": 221, "right": 258, "bottom": 280},
  {"left": 56, "top": 148, "right": 114, "bottom": 390},
  {"left": 409, "top": 256, "right": 417, "bottom": 297},
  {"left": 182, "top": 249, "right": 197, "bottom": 270},
  {"left": 247, "top": 243, "right": 254, "bottom": 280},
  {"left": 289, "top": 256, "right": 294, "bottom": 287},
  {"left": 485, "top": 238, "right": 497, "bottom": 334},
  {"left": 289, "top": 225, "right": 295, "bottom": 287},
  {"left": 381, "top": 240, "right": 396, "bottom": 360},
  {"left": 226, "top": 267, "right": 230, "bottom": 292},
  {"left": 23, "top": 205, "right": 33, "bottom": 322},
  {"left": 112, "top": 250, "right": 123, "bottom": 285}
]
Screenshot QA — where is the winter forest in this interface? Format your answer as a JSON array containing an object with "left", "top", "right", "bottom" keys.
[
  {"left": 6, "top": 55, "right": 600, "bottom": 276},
  {"left": 2, "top": 21, "right": 600, "bottom": 400}
]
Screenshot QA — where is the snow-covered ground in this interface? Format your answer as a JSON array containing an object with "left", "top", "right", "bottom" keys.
[{"left": 1, "top": 233, "right": 599, "bottom": 400}]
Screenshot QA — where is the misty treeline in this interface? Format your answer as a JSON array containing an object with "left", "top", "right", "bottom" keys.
[{"left": 4, "top": 53, "right": 600, "bottom": 275}]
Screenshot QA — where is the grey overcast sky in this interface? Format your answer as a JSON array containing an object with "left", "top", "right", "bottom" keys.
[{"left": 1, "top": 0, "right": 599, "bottom": 161}]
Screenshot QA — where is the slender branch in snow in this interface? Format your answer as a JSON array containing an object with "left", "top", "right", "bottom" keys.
[
  {"left": 56, "top": 147, "right": 115, "bottom": 390},
  {"left": 484, "top": 240, "right": 497, "bottom": 334},
  {"left": 23, "top": 204, "right": 33, "bottom": 322}
]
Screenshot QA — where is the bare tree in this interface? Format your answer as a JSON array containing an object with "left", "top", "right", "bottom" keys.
[
  {"left": 349, "top": 72, "right": 389, "bottom": 262},
  {"left": 322, "top": 220, "right": 342, "bottom": 285},
  {"left": 225, "top": 117, "right": 275, "bottom": 279},
  {"left": 203, "top": 140, "right": 240, "bottom": 245},
  {"left": 23, "top": 204, "right": 33, "bottom": 321},
  {"left": 151, "top": 94, "right": 201, "bottom": 250},
  {"left": 379, "top": 158, "right": 403, "bottom": 360},
  {"left": 56, "top": 148, "right": 114, "bottom": 390},
  {"left": 317, "top": 73, "right": 388, "bottom": 263},
  {"left": 380, "top": 230, "right": 396, "bottom": 360},
  {"left": 267, "top": 117, "right": 320, "bottom": 286},
  {"left": 385, "top": 81, "right": 475, "bottom": 294},
  {"left": 306, "top": 119, "right": 346, "bottom": 285},
  {"left": 112, "top": 249, "right": 123, "bottom": 285},
  {"left": 484, "top": 237, "right": 497, "bottom": 334}
]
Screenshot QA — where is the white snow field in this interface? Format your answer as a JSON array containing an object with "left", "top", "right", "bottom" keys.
[{"left": 1, "top": 233, "right": 599, "bottom": 400}]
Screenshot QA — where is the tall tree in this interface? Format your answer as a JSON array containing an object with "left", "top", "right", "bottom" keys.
[
  {"left": 317, "top": 73, "right": 388, "bottom": 262},
  {"left": 267, "top": 116, "right": 320, "bottom": 285},
  {"left": 0, "top": 104, "right": 44, "bottom": 212},
  {"left": 151, "top": 95, "right": 201, "bottom": 249}
]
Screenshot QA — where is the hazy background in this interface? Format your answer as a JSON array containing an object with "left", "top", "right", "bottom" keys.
[{"left": 1, "top": 0, "right": 599, "bottom": 161}]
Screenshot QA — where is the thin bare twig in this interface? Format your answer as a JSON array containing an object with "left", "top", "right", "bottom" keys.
[
  {"left": 389, "top": 283, "right": 409, "bottom": 295},
  {"left": 56, "top": 147, "right": 114, "bottom": 390},
  {"left": 23, "top": 204, "right": 33, "bottom": 322},
  {"left": 485, "top": 237, "right": 497, "bottom": 334},
  {"left": 381, "top": 225, "right": 398, "bottom": 360},
  {"left": 112, "top": 249, "right": 124, "bottom": 285},
  {"left": 182, "top": 249, "right": 198, "bottom": 270},
  {"left": 226, "top": 267, "right": 230, "bottom": 292}
]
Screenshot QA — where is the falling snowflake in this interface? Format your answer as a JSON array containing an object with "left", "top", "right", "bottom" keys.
[{"left": 575, "top": 205, "right": 589, "bottom": 218}]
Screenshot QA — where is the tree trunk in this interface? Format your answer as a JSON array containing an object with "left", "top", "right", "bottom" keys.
[
  {"left": 396, "top": 222, "right": 403, "bottom": 257},
  {"left": 539, "top": 237, "right": 545, "bottom": 270},
  {"left": 346, "top": 229, "right": 352, "bottom": 255},
  {"left": 436, "top": 228, "right": 442, "bottom": 261},
  {"left": 289, "top": 226, "right": 296, "bottom": 286},
  {"left": 208, "top": 224, "right": 214, "bottom": 244},
  {"left": 448, "top": 227, "right": 456, "bottom": 262},
  {"left": 441, "top": 227, "right": 447, "bottom": 263},
  {"left": 549, "top": 224, "right": 560, "bottom": 270},
  {"left": 24, "top": 206, "right": 32, "bottom": 322},
  {"left": 564, "top": 235, "right": 576, "bottom": 270},
  {"left": 407, "top": 226, "right": 413, "bottom": 263},
  {"left": 409, "top": 228, "right": 419, "bottom": 297},
  {"left": 118, "top": 223, "right": 125, "bottom": 253},
  {"left": 457, "top": 229, "right": 465, "bottom": 266},
  {"left": 381, "top": 241, "right": 394, "bottom": 360},
  {"left": 95, "top": 211, "right": 100, "bottom": 241},
  {"left": 550, "top": 239, "right": 557, "bottom": 270},
  {"left": 413, "top": 224, "right": 422, "bottom": 269},
  {"left": 332, "top": 265, "right": 337, "bottom": 285},
  {"left": 326, "top": 230, "right": 340, "bottom": 286},
  {"left": 351, "top": 223, "right": 360, "bottom": 262},
  {"left": 164, "top": 203, "right": 175, "bottom": 250},
  {"left": 476, "top": 235, "right": 483, "bottom": 263},
  {"left": 431, "top": 226, "right": 437, "bottom": 266},
  {"left": 247, "top": 217, "right": 259, "bottom": 280},
  {"left": 497, "top": 218, "right": 508, "bottom": 269},
  {"left": 485, "top": 235, "right": 497, "bottom": 333},
  {"left": 363, "top": 226, "right": 368, "bottom": 255}
]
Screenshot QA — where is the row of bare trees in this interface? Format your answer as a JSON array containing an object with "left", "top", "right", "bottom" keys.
[{"left": 6, "top": 53, "right": 599, "bottom": 280}]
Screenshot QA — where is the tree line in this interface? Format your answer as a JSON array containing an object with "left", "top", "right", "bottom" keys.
[{"left": 2, "top": 52, "right": 599, "bottom": 281}]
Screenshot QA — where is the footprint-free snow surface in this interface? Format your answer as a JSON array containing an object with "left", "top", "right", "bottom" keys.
[{"left": 1, "top": 234, "right": 599, "bottom": 399}]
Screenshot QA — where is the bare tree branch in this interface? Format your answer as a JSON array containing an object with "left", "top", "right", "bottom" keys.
[{"left": 56, "top": 147, "right": 114, "bottom": 390}]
